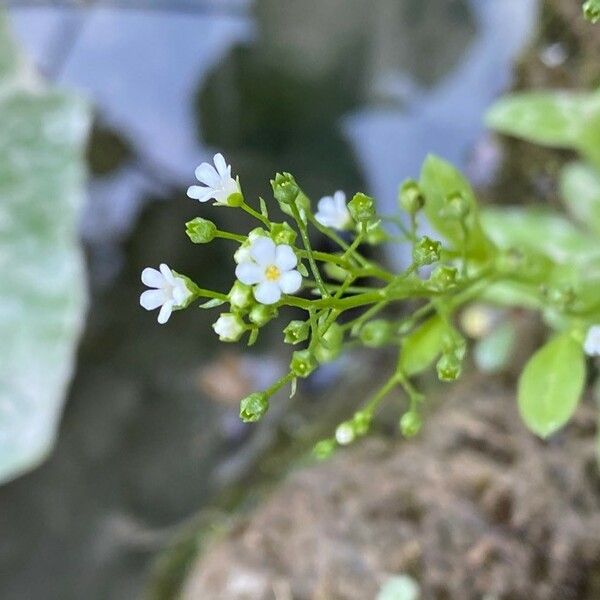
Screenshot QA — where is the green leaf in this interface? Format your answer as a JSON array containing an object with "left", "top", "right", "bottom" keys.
[
  {"left": 560, "top": 161, "right": 600, "bottom": 236},
  {"left": 485, "top": 89, "right": 600, "bottom": 169},
  {"left": 399, "top": 315, "right": 447, "bottom": 377},
  {"left": 0, "top": 17, "right": 90, "bottom": 482},
  {"left": 480, "top": 281, "right": 543, "bottom": 310},
  {"left": 259, "top": 196, "right": 269, "bottom": 219},
  {"left": 517, "top": 332, "right": 585, "bottom": 438},
  {"left": 377, "top": 575, "right": 420, "bottom": 600},
  {"left": 485, "top": 92, "right": 588, "bottom": 147},
  {"left": 481, "top": 206, "right": 596, "bottom": 264},
  {"left": 198, "top": 298, "right": 225, "bottom": 309},
  {"left": 419, "top": 155, "right": 492, "bottom": 260}
]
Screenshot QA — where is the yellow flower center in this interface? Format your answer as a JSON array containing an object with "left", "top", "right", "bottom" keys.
[{"left": 265, "top": 264, "right": 281, "bottom": 281}]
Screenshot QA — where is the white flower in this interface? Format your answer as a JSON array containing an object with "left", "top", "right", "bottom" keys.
[
  {"left": 213, "top": 313, "right": 245, "bottom": 342},
  {"left": 584, "top": 325, "right": 600, "bottom": 356},
  {"left": 140, "top": 263, "right": 192, "bottom": 324},
  {"left": 235, "top": 237, "right": 302, "bottom": 305},
  {"left": 187, "top": 153, "right": 239, "bottom": 205},
  {"left": 335, "top": 423, "right": 355, "bottom": 446},
  {"left": 315, "top": 190, "right": 352, "bottom": 230}
]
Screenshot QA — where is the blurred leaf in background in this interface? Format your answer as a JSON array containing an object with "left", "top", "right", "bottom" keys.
[
  {"left": 485, "top": 87, "right": 600, "bottom": 169},
  {"left": 0, "top": 15, "right": 89, "bottom": 483}
]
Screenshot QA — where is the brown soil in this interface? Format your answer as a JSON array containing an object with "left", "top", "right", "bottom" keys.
[{"left": 181, "top": 378, "right": 600, "bottom": 600}]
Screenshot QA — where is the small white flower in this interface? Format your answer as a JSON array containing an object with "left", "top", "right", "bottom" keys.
[
  {"left": 335, "top": 423, "right": 355, "bottom": 446},
  {"left": 235, "top": 237, "right": 302, "bottom": 305},
  {"left": 140, "top": 263, "right": 192, "bottom": 324},
  {"left": 584, "top": 325, "right": 600, "bottom": 356},
  {"left": 187, "top": 152, "right": 240, "bottom": 205},
  {"left": 315, "top": 190, "right": 352, "bottom": 230},
  {"left": 213, "top": 313, "right": 245, "bottom": 342}
]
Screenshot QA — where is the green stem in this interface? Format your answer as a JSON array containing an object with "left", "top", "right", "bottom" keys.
[
  {"left": 290, "top": 200, "right": 330, "bottom": 298},
  {"left": 265, "top": 372, "right": 295, "bottom": 397},
  {"left": 241, "top": 200, "right": 271, "bottom": 228},
  {"left": 364, "top": 372, "right": 401, "bottom": 415},
  {"left": 216, "top": 230, "right": 245, "bottom": 243}
]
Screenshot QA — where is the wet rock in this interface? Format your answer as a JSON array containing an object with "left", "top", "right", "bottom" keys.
[{"left": 181, "top": 379, "right": 600, "bottom": 600}]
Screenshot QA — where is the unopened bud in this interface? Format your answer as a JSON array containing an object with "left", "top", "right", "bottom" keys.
[
  {"left": 185, "top": 217, "right": 217, "bottom": 244},
  {"left": 399, "top": 411, "right": 422, "bottom": 437},
  {"left": 399, "top": 179, "right": 424, "bottom": 214}
]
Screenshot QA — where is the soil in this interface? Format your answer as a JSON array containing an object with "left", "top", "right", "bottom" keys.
[{"left": 180, "top": 377, "right": 600, "bottom": 600}]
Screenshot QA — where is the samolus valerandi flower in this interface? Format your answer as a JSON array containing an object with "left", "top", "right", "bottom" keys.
[
  {"left": 140, "top": 263, "right": 192, "bottom": 324},
  {"left": 314, "top": 190, "right": 352, "bottom": 230},
  {"left": 187, "top": 153, "right": 239, "bottom": 205},
  {"left": 235, "top": 237, "right": 302, "bottom": 305},
  {"left": 584, "top": 325, "right": 600, "bottom": 356},
  {"left": 213, "top": 313, "right": 245, "bottom": 342}
]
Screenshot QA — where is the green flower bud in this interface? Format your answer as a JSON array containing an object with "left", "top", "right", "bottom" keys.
[
  {"left": 399, "top": 411, "right": 422, "bottom": 437},
  {"left": 239, "top": 392, "right": 269, "bottom": 423},
  {"left": 283, "top": 320, "right": 310, "bottom": 345},
  {"left": 271, "top": 172, "right": 300, "bottom": 205},
  {"left": 359, "top": 319, "right": 393, "bottom": 348},
  {"left": 270, "top": 221, "right": 297, "bottom": 245},
  {"left": 335, "top": 422, "right": 355, "bottom": 446},
  {"left": 313, "top": 439, "right": 336, "bottom": 460},
  {"left": 584, "top": 0, "right": 600, "bottom": 23},
  {"left": 314, "top": 322, "right": 344, "bottom": 363},
  {"left": 249, "top": 304, "right": 278, "bottom": 327},
  {"left": 441, "top": 191, "right": 469, "bottom": 220},
  {"left": 185, "top": 217, "right": 217, "bottom": 244},
  {"left": 290, "top": 349, "right": 317, "bottom": 378},
  {"left": 413, "top": 236, "right": 442, "bottom": 266},
  {"left": 399, "top": 179, "right": 424, "bottom": 214},
  {"left": 229, "top": 281, "right": 254, "bottom": 310},
  {"left": 436, "top": 352, "right": 462, "bottom": 381},
  {"left": 348, "top": 192, "right": 376, "bottom": 223},
  {"left": 428, "top": 265, "right": 458, "bottom": 291},
  {"left": 352, "top": 410, "right": 371, "bottom": 437}
]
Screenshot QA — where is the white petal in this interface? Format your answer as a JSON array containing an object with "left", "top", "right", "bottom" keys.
[
  {"left": 275, "top": 244, "right": 297, "bottom": 271},
  {"left": 187, "top": 185, "right": 214, "bottom": 202},
  {"left": 234, "top": 245, "right": 252, "bottom": 264},
  {"left": 172, "top": 280, "right": 191, "bottom": 305},
  {"left": 254, "top": 281, "right": 281, "bottom": 305},
  {"left": 235, "top": 262, "right": 263, "bottom": 285},
  {"left": 140, "top": 289, "right": 167, "bottom": 310},
  {"left": 250, "top": 237, "right": 276, "bottom": 266},
  {"left": 194, "top": 162, "right": 220, "bottom": 188},
  {"left": 317, "top": 196, "right": 333, "bottom": 212},
  {"left": 157, "top": 301, "right": 174, "bottom": 324},
  {"left": 213, "top": 153, "right": 230, "bottom": 178},
  {"left": 584, "top": 325, "right": 600, "bottom": 356},
  {"left": 160, "top": 263, "right": 176, "bottom": 286},
  {"left": 278, "top": 270, "right": 302, "bottom": 294},
  {"left": 333, "top": 190, "right": 346, "bottom": 206},
  {"left": 141, "top": 267, "right": 164, "bottom": 288}
]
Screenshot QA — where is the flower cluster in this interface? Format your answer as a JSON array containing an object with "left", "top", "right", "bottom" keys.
[{"left": 140, "top": 152, "right": 600, "bottom": 454}]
